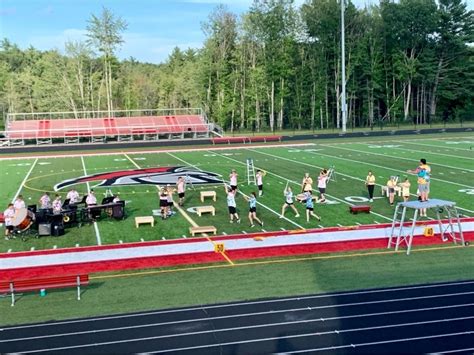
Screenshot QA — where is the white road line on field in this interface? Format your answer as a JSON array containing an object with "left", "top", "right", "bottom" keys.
[
  {"left": 322, "top": 144, "right": 473, "bottom": 172},
  {"left": 306, "top": 146, "right": 474, "bottom": 214},
  {"left": 208, "top": 151, "right": 308, "bottom": 228},
  {"left": 123, "top": 153, "right": 141, "bottom": 169},
  {"left": 376, "top": 143, "right": 474, "bottom": 161},
  {"left": 317, "top": 144, "right": 474, "bottom": 186},
  {"left": 11, "top": 158, "right": 38, "bottom": 203},
  {"left": 0, "top": 142, "right": 315, "bottom": 161},
  {"left": 81, "top": 156, "right": 102, "bottom": 246},
  {"left": 393, "top": 139, "right": 474, "bottom": 152},
  {"left": 245, "top": 149, "right": 394, "bottom": 221}
]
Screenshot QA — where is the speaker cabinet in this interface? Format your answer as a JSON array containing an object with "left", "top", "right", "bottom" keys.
[{"left": 38, "top": 223, "right": 51, "bottom": 236}]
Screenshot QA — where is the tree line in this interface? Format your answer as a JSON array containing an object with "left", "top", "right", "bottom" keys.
[{"left": 0, "top": 0, "right": 472, "bottom": 132}]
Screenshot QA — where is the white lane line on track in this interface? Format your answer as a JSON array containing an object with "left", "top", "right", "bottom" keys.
[
  {"left": 81, "top": 156, "right": 101, "bottom": 246},
  {"left": 11, "top": 158, "right": 38, "bottom": 203},
  {"left": 3, "top": 298, "right": 473, "bottom": 346},
  {"left": 4, "top": 280, "right": 474, "bottom": 331},
  {"left": 18, "top": 314, "right": 474, "bottom": 353}
]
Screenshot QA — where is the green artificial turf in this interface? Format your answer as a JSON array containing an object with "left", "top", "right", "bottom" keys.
[{"left": 0, "top": 133, "right": 472, "bottom": 252}]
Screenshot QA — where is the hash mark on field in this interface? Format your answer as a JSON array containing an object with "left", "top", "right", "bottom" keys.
[
  {"left": 182, "top": 235, "right": 187, "bottom": 238},
  {"left": 140, "top": 238, "right": 144, "bottom": 242},
  {"left": 7, "top": 249, "right": 12, "bottom": 253},
  {"left": 261, "top": 229, "right": 267, "bottom": 232},
  {"left": 75, "top": 244, "right": 79, "bottom": 247},
  {"left": 53, "top": 245, "right": 57, "bottom": 249},
  {"left": 162, "top": 237, "right": 166, "bottom": 240},
  {"left": 318, "top": 225, "right": 324, "bottom": 228},
  {"left": 119, "top": 240, "right": 123, "bottom": 244},
  {"left": 337, "top": 223, "right": 343, "bottom": 227},
  {"left": 356, "top": 222, "right": 362, "bottom": 225},
  {"left": 280, "top": 227, "right": 286, "bottom": 231},
  {"left": 374, "top": 221, "right": 381, "bottom": 224},
  {"left": 242, "top": 231, "right": 248, "bottom": 234},
  {"left": 222, "top": 232, "right": 227, "bottom": 235}
]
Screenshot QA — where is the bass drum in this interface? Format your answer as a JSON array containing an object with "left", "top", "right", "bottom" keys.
[{"left": 12, "top": 208, "right": 35, "bottom": 231}]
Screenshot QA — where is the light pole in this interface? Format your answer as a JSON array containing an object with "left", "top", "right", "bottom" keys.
[{"left": 341, "top": 0, "right": 347, "bottom": 133}]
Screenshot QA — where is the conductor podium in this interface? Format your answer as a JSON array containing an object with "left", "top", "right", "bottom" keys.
[{"left": 387, "top": 199, "right": 465, "bottom": 255}]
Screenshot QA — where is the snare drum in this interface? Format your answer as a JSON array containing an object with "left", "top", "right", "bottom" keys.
[{"left": 12, "top": 208, "right": 35, "bottom": 231}]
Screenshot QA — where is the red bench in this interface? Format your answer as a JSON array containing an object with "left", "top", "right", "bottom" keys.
[
  {"left": 0, "top": 274, "right": 89, "bottom": 306},
  {"left": 212, "top": 137, "right": 248, "bottom": 144},
  {"left": 248, "top": 135, "right": 282, "bottom": 143},
  {"left": 349, "top": 205, "right": 371, "bottom": 214}
]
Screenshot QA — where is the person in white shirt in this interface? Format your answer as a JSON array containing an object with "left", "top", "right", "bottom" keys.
[
  {"left": 176, "top": 177, "right": 186, "bottom": 206},
  {"left": 281, "top": 186, "right": 300, "bottom": 218},
  {"left": 301, "top": 173, "right": 313, "bottom": 193},
  {"left": 256, "top": 170, "right": 265, "bottom": 196},
  {"left": 317, "top": 169, "right": 328, "bottom": 203},
  {"left": 66, "top": 188, "right": 80, "bottom": 204},
  {"left": 229, "top": 170, "right": 238, "bottom": 191},
  {"left": 4, "top": 203, "right": 15, "bottom": 239},
  {"left": 225, "top": 185, "right": 240, "bottom": 223},
  {"left": 39, "top": 192, "right": 51, "bottom": 209},
  {"left": 85, "top": 190, "right": 97, "bottom": 206},
  {"left": 112, "top": 194, "right": 120, "bottom": 203},
  {"left": 13, "top": 195, "right": 26, "bottom": 210},
  {"left": 52, "top": 194, "right": 62, "bottom": 214}
]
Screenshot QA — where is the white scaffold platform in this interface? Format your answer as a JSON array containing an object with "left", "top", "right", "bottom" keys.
[{"left": 388, "top": 199, "right": 465, "bottom": 255}]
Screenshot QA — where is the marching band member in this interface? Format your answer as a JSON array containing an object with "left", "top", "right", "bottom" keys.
[
  {"left": 66, "top": 188, "right": 80, "bottom": 204},
  {"left": 229, "top": 169, "right": 238, "bottom": 191},
  {"left": 52, "top": 194, "right": 63, "bottom": 214},
  {"left": 13, "top": 195, "right": 26, "bottom": 210},
  {"left": 317, "top": 169, "right": 328, "bottom": 203},
  {"left": 39, "top": 192, "right": 51, "bottom": 209},
  {"left": 301, "top": 173, "right": 313, "bottom": 194},
  {"left": 159, "top": 187, "right": 169, "bottom": 219},
  {"left": 225, "top": 185, "right": 240, "bottom": 223},
  {"left": 3, "top": 203, "right": 15, "bottom": 239},
  {"left": 244, "top": 192, "right": 263, "bottom": 228},
  {"left": 304, "top": 191, "right": 321, "bottom": 222},
  {"left": 256, "top": 170, "right": 265, "bottom": 196},
  {"left": 85, "top": 190, "right": 97, "bottom": 206},
  {"left": 176, "top": 177, "right": 186, "bottom": 206},
  {"left": 281, "top": 185, "right": 300, "bottom": 218}
]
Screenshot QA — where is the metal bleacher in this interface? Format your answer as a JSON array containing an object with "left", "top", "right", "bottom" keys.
[{"left": 2, "top": 108, "right": 218, "bottom": 146}]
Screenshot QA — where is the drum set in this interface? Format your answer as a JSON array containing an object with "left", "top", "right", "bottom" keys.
[{"left": 10, "top": 207, "right": 36, "bottom": 240}]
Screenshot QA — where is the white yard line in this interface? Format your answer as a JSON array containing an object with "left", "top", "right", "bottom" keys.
[
  {"left": 260, "top": 149, "right": 474, "bottom": 216},
  {"left": 171, "top": 151, "right": 306, "bottom": 229},
  {"left": 11, "top": 158, "right": 38, "bottom": 203},
  {"left": 320, "top": 144, "right": 472, "bottom": 172},
  {"left": 372, "top": 143, "right": 474, "bottom": 161},
  {"left": 81, "top": 156, "right": 102, "bottom": 246},
  {"left": 317, "top": 144, "right": 473, "bottom": 186},
  {"left": 211, "top": 150, "right": 393, "bottom": 222},
  {"left": 392, "top": 139, "right": 474, "bottom": 152},
  {"left": 124, "top": 152, "right": 200, "bottom": 228}
]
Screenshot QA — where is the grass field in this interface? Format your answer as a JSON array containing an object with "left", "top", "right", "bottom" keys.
[
  {"left": 1, "top": 132, "right": 473, "bottom": 326},
  {"left": 0, "top": 133, "right": 473, "bottom": 252}
]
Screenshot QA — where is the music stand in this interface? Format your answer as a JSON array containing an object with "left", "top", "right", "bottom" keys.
[{"left": 102, "top": 196, "right": 115, "bottom": 204}]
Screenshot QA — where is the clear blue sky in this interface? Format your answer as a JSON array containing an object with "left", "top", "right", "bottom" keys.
[{"left": 1, "top": 0, "right": 472, "bottom": 64}]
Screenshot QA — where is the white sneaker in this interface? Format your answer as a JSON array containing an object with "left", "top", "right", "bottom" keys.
[
  {"left": 237, "top": 219, "right": 241, "bottom": 224},
  {"left": 250, "top": 224, "right": 255, "bottom": 228}
]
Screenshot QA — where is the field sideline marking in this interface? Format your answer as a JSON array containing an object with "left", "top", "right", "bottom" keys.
[
  {"left": 320, "top": 144, "right": 473, "bottom": 172},
  {"left": 11, "top": 158, "right": 38, "bottom": 203},
  {"left": 81, "top": 156, "right": 102, "bottom": 246},
  {"left": 243, "top": 149, "right": 394, "bottom": 222},
  {"left": 0, "top": 142, "right": 315, "bottom": 161},
  {"left": 89, "top": 244, "right": 464, "bottom": 282}
]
